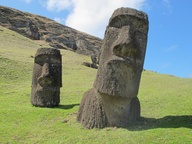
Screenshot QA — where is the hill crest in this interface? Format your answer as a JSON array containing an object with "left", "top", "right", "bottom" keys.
[{"left": 0, "top": 5, "right": 102, "bottom": 56}]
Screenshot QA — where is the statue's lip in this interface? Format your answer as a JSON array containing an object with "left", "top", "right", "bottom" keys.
[
  {"left": 104, "top": 56, "right": 141, "bottom": 71},
  {"left": 109, "top": 56, "right": 136, "bottom": 65}
]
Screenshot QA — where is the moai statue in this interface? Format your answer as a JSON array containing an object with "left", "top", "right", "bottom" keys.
[
  {"left": 31, "top": 48, "right": 62, "bottom": 107},
  {"left": 91, "top": 55, "right": 97, "bottom": 66},
  {"left": 77, "top": 7, "right": 149, "bottom": 128},
  {"left": 91, "top": 54, "right": 98, "bottom": 68}
]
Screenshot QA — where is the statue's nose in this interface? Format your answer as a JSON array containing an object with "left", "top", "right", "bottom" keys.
[
  {"left": 118, "top": 26, "right": 135, "bottom": 45},
  {"left": 37, "top": 63, "right": 54, "bottom": 87},
  {"left": 113, "top": 26, "right": 137, "bottom": 58}
]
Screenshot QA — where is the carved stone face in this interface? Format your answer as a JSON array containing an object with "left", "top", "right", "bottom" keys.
[
  {"left": 31, "top": 48, "right": 62, "bottom": 107},
  {"left": 94, "top": 8, "right": 149, "bottom": 98}
]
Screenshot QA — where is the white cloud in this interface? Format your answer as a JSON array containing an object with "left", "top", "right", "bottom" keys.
[
  {"left": 46, "top": 0, "right": 73, "bottom": 12},
  {"left": 45, "top": 0, "right": 146, "bottom": 38}
]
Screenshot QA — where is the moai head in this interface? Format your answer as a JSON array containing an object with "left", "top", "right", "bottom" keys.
[
  {"left": 31, "top": 48, "right": 62, "bottom": 107},
  {"left": 94, "top": 7, "right": 149, "bottom": 98}
]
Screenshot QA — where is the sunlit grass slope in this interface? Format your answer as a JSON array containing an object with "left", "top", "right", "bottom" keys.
[{"left": 0, "top": 26, "right": 192, "bottom": 144}]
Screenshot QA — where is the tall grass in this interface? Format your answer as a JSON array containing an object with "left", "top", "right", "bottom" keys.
[{"left": 0, "top": 26, "right": 192, "bottom": 144}]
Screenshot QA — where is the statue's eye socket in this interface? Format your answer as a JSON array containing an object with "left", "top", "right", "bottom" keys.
[
  {"left": 109, "top": 20, "right": 122, "bottom": 28},
  {"left": 35, "top": 55, "right": 48, "bottom": 65},
  {"left": 35, "top": 55, "right": 61, "bottom": 65},
  {"left": 109, "top": 15, "right": 133, "bottom": 28}
]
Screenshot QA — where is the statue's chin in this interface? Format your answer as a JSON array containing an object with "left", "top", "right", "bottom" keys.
[{"left": 31, "top": 85, "right": 59, "bottom": 105}]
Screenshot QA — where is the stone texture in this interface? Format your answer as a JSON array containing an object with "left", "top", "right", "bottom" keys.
[
  {"left": 0, "top": 6, "right": 102, "bottom": 56},
  {"left": 31, "top": 48, "right": 62, "bottom": 107},
  {"left": 77, "top": 88, "right": 107, "bottom": 128},
  {"left": 77, "top": 7, "right": 149, "bottom": 128}
]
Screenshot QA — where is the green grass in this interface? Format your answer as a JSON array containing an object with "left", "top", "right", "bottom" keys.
[{"left": 0, "top": 26, "right": 192, "bottom": 144}]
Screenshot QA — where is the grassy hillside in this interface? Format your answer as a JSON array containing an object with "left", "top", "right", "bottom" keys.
[{"left": 0, "top": 26, "right": 192, "bottom": 144}]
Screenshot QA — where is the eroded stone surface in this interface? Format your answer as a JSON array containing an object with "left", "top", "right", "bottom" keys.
[
  {"left": 0, "top": 6, "right": 102, "bottom": 56},
  {"left": 94, "top": 7, "right": 148, "bottom": 98},
  {"left": 77, "top": 7, "right": 149, "bottom": 128},
  {"left": 31, "top": 48, "right": 62, "bottom": 107}
]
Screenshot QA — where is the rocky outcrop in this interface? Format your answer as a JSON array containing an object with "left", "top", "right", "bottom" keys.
[{"left": 0, "top": 6, "right": 102, "bottom": 56}]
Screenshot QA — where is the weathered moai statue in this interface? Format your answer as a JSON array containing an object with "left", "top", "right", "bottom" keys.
[
  {"left": 77, "top": 7, "right": 149, "bottom": 128},
  {"left": 91, "top": 55, "right": 97, "bottom": 66},
  {"left": 31, "top": 48, "right": 62, "bottom": 107},
  {"left": 90, "top": 54, "right": 98, "bottom": 68}
]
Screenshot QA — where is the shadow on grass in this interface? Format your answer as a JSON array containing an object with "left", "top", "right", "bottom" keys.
[
  {"left": 54, "top": 104, "right": 79, "bottom": 109},
  {"left": 127, "top": 115, "right": 192, "bottom": 131}
]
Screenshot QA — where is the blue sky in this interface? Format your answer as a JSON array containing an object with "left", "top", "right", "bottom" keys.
[{"left": 1, "top": 0, "right": 192, "bottom": 78}]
